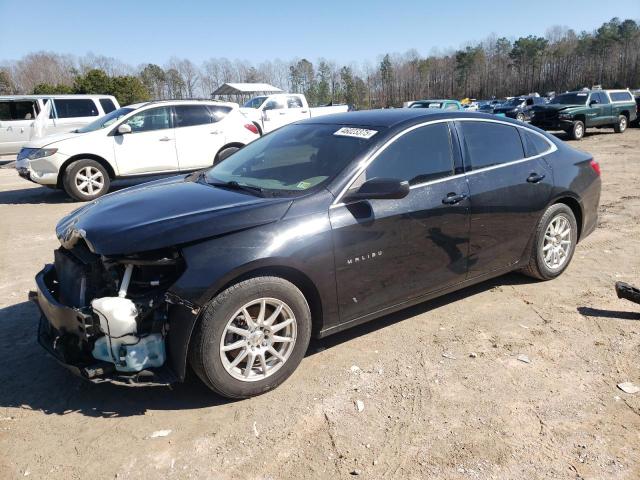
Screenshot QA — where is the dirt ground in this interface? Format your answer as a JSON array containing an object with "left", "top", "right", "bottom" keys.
[{"left": 0, "top": 129, "right": 639, "bottom": 480}]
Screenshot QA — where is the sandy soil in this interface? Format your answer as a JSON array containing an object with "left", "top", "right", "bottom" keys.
[{"left": 0, "top": 129, "right": 639, "bottom": 480}]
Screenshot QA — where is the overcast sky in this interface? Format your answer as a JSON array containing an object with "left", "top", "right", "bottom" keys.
[{"left": 1, "top": 0, "right": 639, "bottom": 65}]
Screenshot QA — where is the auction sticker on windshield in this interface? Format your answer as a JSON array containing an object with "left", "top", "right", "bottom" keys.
[{"left": 334, "top": 127, "right": 378, "bottom": 139}]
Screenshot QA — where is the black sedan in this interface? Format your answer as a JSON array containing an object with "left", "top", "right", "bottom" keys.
[{"left": 33, "top": 110, "right": 601, "bottom": 398}]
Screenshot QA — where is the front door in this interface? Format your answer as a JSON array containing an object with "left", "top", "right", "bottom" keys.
[
  {"left": 113, "top": 106, "right": 179, "bottom": 175},
  {"left": 261, "top": 97, "right": 289, "bottom": 133},
  {"left": 331, "top": 122, "right": 470, "bottom": 322},
  {"left": 456, "top": 120, "right": 553, "bottom": 277},
  {"left": 173, "top": 104, "right": 225, "bottom": 170}
]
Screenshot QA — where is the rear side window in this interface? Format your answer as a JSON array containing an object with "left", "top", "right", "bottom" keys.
[
  {"left": 0, "top": 100, "right": 38, "bottom": 120},
  {"left": 174, "top": 105, "right": 213, "bottom": 127},
  {"left": 207, "top": 105, "right": 232, "bottom": 122},
  {"left": 521, "top": 130, "right": 552, "bottom": 157},
  {"left": 361, "top": 123, "right": 454, "bottom": 186},
  {"left": 54, "top": 99, "right": 99, "bottom": 118},
  {"left": 99, "top": 98, "right": 116, "bottom": 114},
  {"left": 458, "top": 121, "right": 524, "bottom": 170},
  {"left": 287, "top": 96, "right": 304, "bottom": 108},
  {"left": 609, "top": 91, "right": 632, "bottom": 102}
]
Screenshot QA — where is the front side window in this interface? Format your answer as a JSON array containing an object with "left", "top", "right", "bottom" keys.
[
  {"left": 358, "top": 123, "right": 454, "bottom": 186},
  {"left": 174, "top": 105, "right": 212, "bottom": 128},
  {"left": 125, "top": 106, "right": 173, "bottom": 133},
  {"left": 0, "top": 100, "right": 38, "bottom": 120},
  {"left": 204, "top": 124, "right": 376, "bottom": 195},
  {"left": 264, "top": 98, "right": 285, "bottom": 110},
  {"left": 54, "top": 99, "right": 99, "bottom": 118},
  {"left": 99, "top": 98, "right": 116, "bottom": 113},
  {"left": 458, "top": 121, "right": 524, "bottom": 170}
]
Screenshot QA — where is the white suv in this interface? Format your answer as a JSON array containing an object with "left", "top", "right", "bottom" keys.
[{"left": 15, "top": 100, "right": 259, "bottom": 200}]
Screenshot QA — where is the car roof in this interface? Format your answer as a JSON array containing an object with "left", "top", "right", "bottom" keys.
[
  {"left": 0, "top": 94, "right": 116, "bottom": 100},
  {"left": 298, "top": 109, "right": 521, "bottom": 129},
  {"left": 124, "top": 99, "right": 238, "bottom": 110}
]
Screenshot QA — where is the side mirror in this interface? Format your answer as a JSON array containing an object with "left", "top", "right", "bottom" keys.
[
  {"left": 117, "top": 124, "right": 132, "bottom": 135},
  {"left": 589, "top": 100, "right": 599, "bottom": 106},
  {"left": 345, "top": 178, "right": 410, "bottom": 202}
]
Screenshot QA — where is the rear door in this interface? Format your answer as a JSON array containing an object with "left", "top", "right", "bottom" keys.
[
  {"left": 174, "top": 104, "right": 230, "bottom": 170},
  {"left": 113, "top": 106, "right": 179, "bottom": 175},
  {"left": 0, "top": 100, "right": 39, "bottom": 154},
  {"left": 456, "top": 120, "right": 553, "bottom": 277},
  {"left": 331, "top": 122, "right": 470, "bottom": 322}
]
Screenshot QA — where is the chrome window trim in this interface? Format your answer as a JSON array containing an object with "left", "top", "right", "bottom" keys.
[{"left": 331, "top": 117, "right": 557, "bottom": 207}]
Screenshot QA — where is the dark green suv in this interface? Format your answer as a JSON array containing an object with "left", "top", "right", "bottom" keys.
[{"left": 531, "top": 89, "right": 637, "bottom": 140}]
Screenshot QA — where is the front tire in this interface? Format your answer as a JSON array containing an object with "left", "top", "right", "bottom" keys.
[
  {"left": 189, "top": 276, "right": 312, "bottom": 399},
  {"left": 568, "top": 120, "right": 585, "bottom": 140},
  {"left": 520, "top": 203, "right": 578, "bottom": 280},
  {"left": 516, "top": 112, "right": 525, "bottom": 122},
  {"left": 62, "top": 159, "right": 110, "bottom": 201},
  {"left": 613, "top": 115, "right": 627, "bottom": 133}
]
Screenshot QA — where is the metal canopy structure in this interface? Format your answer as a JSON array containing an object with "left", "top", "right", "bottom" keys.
[{"left": 211, "top": 83, "right": 283, "bottom": 96}]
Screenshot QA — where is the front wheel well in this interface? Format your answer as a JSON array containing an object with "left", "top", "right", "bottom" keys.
[
  {"left": 212, "top": 266, "right": 323, "bottom": 335},
  {"left": 554, "top": 197, "right": 583, "bottom": 241},
  {"left": 57, "top": 154, "right": 115, "bottom": 188}
]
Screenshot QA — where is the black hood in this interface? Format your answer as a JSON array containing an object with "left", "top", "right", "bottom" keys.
[
  {"left": 533, "top": 104, "right": 580, "bottom": 112},
  {"left": 56, "top": 175, "right": 292, "bottom": 256}
]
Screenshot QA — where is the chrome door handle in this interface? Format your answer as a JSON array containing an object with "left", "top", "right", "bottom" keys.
[
  {"left": 442, "top": 193, "right": 467, "bottom": 205},
  {"left": 159, "top": 136, "right": 172, "bottom": 141},
  {"left": 279, "top": 112, "right": 286, "bottom": 115},
  {"left": 210, "top": 130, "right": 222, "bottom": 135}
]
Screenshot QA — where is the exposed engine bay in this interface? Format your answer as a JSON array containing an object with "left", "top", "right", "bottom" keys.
[{"left": 33, "top": 240, "right": 185, "bottom": 384}]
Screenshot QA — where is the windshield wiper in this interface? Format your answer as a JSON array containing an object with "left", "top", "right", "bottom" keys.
[{"left": 209, "top": 180, "right": 265, "bottom": 196}]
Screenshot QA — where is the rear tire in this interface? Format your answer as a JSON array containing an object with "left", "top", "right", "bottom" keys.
[
  {"left": 214, "top": 146, "right": 240, "bottom": 164},
  {"left": 189, "top": 276, "right": 312, "bottom": 399},
  {"left": 520, "top": 203, "right": 578, "bottom": 280},
  {"left": 62, "top": 159, "right": 110, "bottom": 201},
  {"left": 613, "top": 115, "right": 628, "bottom": 133},
  {"left": 568, "top": 120, "right": 585, "bottom": 140}
]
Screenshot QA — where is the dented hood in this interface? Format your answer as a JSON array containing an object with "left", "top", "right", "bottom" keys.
[{"left": 56, "top": 175, "right": 292, "bottom": 255}]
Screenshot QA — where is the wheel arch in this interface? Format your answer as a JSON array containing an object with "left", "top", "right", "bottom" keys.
[
  {"left": 214, "top": 142, "right": 245, "bottom": 163},
  {"left": 551, "top": 195, "right": 584, "bottom": 241},
  {"left": 57, "top": 154, "right": 116, "bottom": 188}
]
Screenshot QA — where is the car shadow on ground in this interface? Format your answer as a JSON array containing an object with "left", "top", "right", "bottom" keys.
[
  {"left": 551, "top": 130, "right": 618, "bottom": 141},
  {"left": 576, "top": 306, "right": 640, "bottom": 320},
  {"left": 0, "top": 181, "right": 138, "bottom": 205},
  {"left": 0, "top": 273, "right": 539, "bottom": 418}
]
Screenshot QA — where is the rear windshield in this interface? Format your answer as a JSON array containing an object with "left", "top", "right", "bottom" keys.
[
  {"left": 410, "top": 101, "right": 442, "bottom": 109},
  {"left": 550, "top": 93, "right": 588, "bottom": 105},
  {"left": 76, "top": 107, "right": 134, "bottom": 133},
  {"left": 204, "top": 124, "right": 377, "bottom": 195}
]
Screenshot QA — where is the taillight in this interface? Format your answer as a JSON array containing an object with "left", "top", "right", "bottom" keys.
[
  {"left": 590, "top": 159, "right": 601, "bottom": 176},
  {"left": 244, "top": 124, "right": 259, "bottom": 135}
]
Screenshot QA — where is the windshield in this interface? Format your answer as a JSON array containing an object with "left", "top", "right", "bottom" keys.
[
  {"left": 504, "top": 98, "right": 525, "bottom": 107},
  {"left": 76, "top": 107, "right": 134, "bottom": 133},
  {"left": 242, "top": 97, "right": 268, "bottom": 109},
  {"left": 550, "top": 93, "right": 588, "bottom": 105},
  {"left": 204, "top": 124, "right": 377, "bottom": 195}
]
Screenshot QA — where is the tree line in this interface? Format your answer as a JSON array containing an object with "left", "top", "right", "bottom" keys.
[{"left": 0, "top": 17, "right": 638, "bottom": 108}]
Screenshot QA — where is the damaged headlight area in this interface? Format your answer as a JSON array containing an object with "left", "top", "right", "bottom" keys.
[{"left": 33, "top": 240, "right": 186, "bottom": 384}]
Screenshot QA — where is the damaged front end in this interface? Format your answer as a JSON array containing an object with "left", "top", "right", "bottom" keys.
[{"left": 32, "top": 240, "right": 192, "bottom": 386}]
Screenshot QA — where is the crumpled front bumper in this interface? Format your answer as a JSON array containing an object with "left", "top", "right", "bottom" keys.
[{"left": 32, "top": 264, "right": 177, "bottom": 386}]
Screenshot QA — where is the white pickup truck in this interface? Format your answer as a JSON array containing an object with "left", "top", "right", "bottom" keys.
[{"left": 240, "top": 94, "right": 350, "bottom": 135}]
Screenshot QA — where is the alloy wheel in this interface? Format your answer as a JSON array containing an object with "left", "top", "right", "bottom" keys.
[
  {"left": 219, "top": 298, "right": 297, "bottom": 382},
  {"left": 75, "top": 166, "right": 104, "bottom": 196},
  {"left": 542, "top": 214, "right": 572, "bottom": 270}
]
